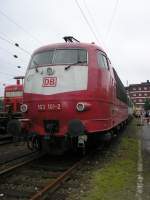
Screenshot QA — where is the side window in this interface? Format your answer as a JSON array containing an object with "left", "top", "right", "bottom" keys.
[
  {"left": 97, "top": 51, "right": 109, "bottom": 70},
  {"left": 103, "top": 56, "right": 109, "bottom": 69}
]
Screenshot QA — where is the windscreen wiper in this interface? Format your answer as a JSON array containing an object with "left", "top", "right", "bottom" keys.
[
  {"left": 64, "top": 60, "right": 86, "bottom": 71},
  {"left": 33, "top": 60, "right": 39, "bottom": 72}
]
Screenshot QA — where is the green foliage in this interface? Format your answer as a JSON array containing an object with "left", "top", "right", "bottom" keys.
[
  {"left": 144, "top": 99, "right": 150, "bottom": 111},
  {"left": 0, "top": 99, "right": 3, "bottom": 111}
]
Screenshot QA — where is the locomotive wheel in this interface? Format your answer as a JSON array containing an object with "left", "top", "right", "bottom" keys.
[
  {"left": 32, "top": 136, "right": 41, "bottom": 150},
  {"left": 27, "top": 136, "right": 34, "bottom": 150}
]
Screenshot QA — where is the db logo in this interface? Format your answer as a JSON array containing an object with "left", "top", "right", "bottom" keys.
[{"left": 42, "top": 77, "right": 57, "bottom": 87}]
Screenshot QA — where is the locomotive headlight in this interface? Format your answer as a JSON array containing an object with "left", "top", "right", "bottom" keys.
[
  {"left": 76, "top": 102, "right": 91, "bottom": 112},
  {"left": 20, "top": 104, "right": 28, "bottom": 113},
  {"left": 76, "top": 103, "right": 85, "bottom": 112}
]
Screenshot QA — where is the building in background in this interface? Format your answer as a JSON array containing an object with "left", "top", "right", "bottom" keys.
[{"left": 126, "top": 80, "right": 150, "bottom": 110}]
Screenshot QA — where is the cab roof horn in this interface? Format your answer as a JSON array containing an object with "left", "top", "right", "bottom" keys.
[{"left": 63, "top": 36, "right": 80, "bottom": 43}]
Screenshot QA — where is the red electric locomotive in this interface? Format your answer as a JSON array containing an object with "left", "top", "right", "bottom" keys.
[
  {"left": 0, "top": 76, "right": 24, "bottom": 134},
  {"left": 4, "top": 77, "right": 24, "bottom": 113},
  {"left": 19, "top": 36, "right": 129, "bottom": 154}
]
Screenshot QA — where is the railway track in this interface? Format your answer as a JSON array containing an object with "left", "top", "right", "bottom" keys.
[
  {"left": 0, "top": 134, "right": 13, "bottom": 145},
  {"left": 0, "top": 138, "right": 34, "bottom": 167},
  {"left": 0, "top": 152, "right": 84, "bottom": 200},
  {"left": 0, "top": 150, "right": 39, "bottom": 168},
  {"left": 0, "top": 127, "right": 126, "bottom": 200}
]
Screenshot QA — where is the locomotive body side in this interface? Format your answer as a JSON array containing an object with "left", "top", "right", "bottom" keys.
[
  {"left": 4, "top": 84, "right": 23, "bottom": 113},
  {"left": 22, "top": 42, "right": 128, "bottom": 153}
]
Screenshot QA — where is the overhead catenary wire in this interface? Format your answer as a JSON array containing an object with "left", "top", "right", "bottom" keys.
[
  {"left": 0, "top": 31, "right": 10, "bottom": 39},
  {"left": 82, "top": 0, "right": 105, "bottom": 44},
  {"left": 105, "top": 0, "right": 119, "bottom": 41},
  {"left": 0, "top": 71, "right": 16, "bottom": 77},
  {"left": 0, "top": 9, "right": 42, "bottom": 45},
  {"left": 0, "top": 34, "right": 31, "bottom": 56},
  {"left": 14, "top": 43, "right": 31, "bottom": 56},
  {"left": 0, "top": 67, "right": 24, "bottom": 84},
  {"left": 0, "top": 45, "right": 16, "bottom": 57},
  {"left": 0, "top": 34, "right": 30, "bottom": 85},
  {"left": 0, "top": 47, "right": 28, "bottom": 68},
  {"left": 74, "top": 0, "right": 101, "bottom": 45},
  {"left": 0, "top": 34, "right": 12, "bottom": 46},
  {"left": 0, "top": 54, "right": 25, "bottom": 71}
]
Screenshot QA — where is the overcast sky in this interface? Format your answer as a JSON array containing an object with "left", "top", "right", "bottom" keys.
[{"left": 0, "top": 0, "right": 150, "bottom": 96}]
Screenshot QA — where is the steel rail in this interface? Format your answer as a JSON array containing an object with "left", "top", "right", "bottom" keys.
[
  {"left": 0, "top": 135, "right": 12, "bottom": 144},
  {"left": 0, "top": 150, "right": 37, "bottom": 165},
  {"left": 0, "top": 140, "right": 12, "bottom": 145},
  {"left": 0, "top": 152, "right": 43, "bottom": 176},
  {"left": 30, "top": 157, "right": 86, "bottom": 200}
]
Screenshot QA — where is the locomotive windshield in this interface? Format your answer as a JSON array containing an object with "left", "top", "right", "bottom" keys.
[
  {"left": 29, "top": 49, "right": 87, "bottom": 68},
  {"left": 5, "top": 91, "right": 23, "bottom": 97}
]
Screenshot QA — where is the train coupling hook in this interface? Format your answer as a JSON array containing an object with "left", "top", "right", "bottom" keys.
[{"left": 78, "top": 135, "right": 87, "bottom": 148}]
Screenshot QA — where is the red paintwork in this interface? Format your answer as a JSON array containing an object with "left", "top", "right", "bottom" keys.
[
  {"left": 4, "top": 84, "right": 23, "bottom": 112},
  {"left": 24, "top": 42, "right": 128, "bottom": 137}
]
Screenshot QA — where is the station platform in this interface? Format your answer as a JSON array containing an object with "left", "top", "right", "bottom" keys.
[
  {"left": 137, "top": 121, "right": 150, "bottom": 200},
  {"left": 137, "top": 116, "right": 150, "bottom": 126}
]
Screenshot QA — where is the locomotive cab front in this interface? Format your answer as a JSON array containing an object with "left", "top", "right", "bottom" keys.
[{"left": 23, "top": 43, "right": 93, "bottom": 153}]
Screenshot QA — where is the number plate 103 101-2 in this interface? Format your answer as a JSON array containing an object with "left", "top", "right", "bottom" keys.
[
  {"left": 48, "top": 103, "right": 61, "bottom": 111},
  {"left": 37, "top": 103, "right": 61, "bottom": 111}
]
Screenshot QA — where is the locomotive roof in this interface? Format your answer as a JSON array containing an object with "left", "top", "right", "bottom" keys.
[
  {"left": 33, "top": 42, "right": 105, "bottom": 55},
  {"left": 5, "top": 84, "right": 23, "bottom": 91}
]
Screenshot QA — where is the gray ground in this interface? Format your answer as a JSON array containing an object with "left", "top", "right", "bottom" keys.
[{"left": 139, "top": 123, "right": 150, "bottom": 200}]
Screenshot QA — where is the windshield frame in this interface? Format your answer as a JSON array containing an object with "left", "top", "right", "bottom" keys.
[{"left": 28, "top": 48, "right": 88, "bottom": 69}]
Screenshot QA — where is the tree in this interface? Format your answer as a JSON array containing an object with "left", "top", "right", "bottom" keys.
[
  {"left": 0, "top": 99, "right": 3, "bottom": 111},
  {"left": 144, "top": 99, "right": 150, "bottom": 111}
]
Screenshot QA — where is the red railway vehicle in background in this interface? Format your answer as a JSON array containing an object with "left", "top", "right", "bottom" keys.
[
  {"left": 11, "top": 36, "right": 130, "bottom": 154},
  {"left": 4, "top": 76, "right": 24, "bottom": 113},
  {"left": 0, "top": 76, "right": 24, "bottom": 134}
]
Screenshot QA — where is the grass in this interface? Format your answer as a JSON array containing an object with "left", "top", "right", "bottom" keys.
[{"left": 81, "top": 120, "right": 139, "bottom": 200}]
